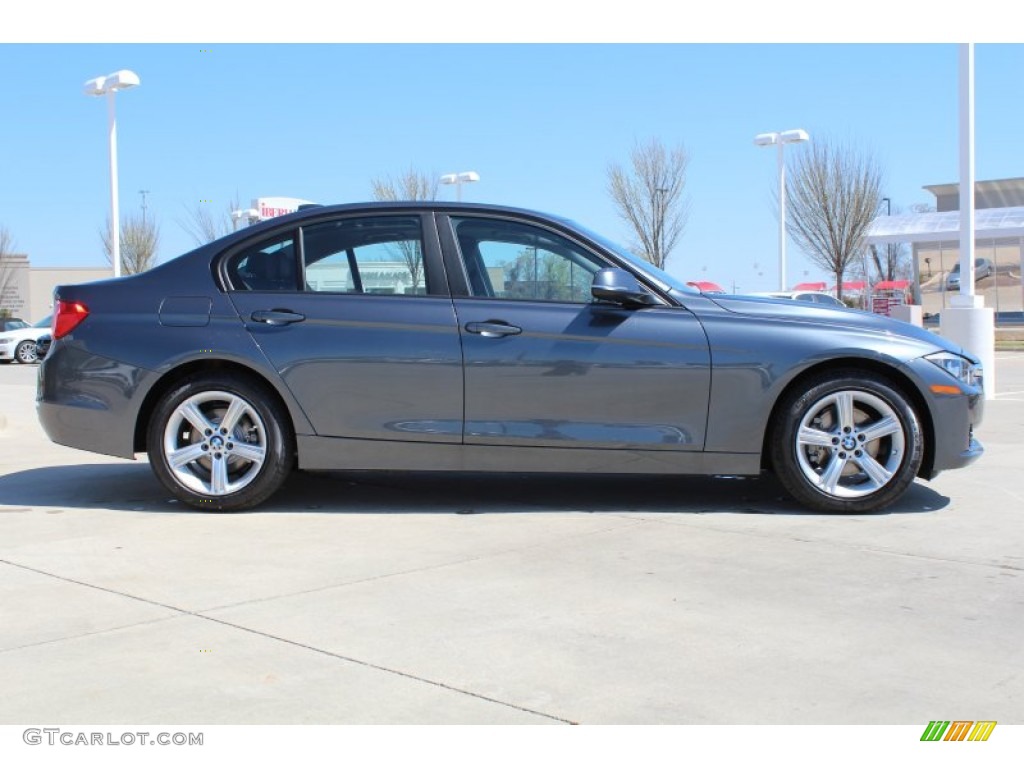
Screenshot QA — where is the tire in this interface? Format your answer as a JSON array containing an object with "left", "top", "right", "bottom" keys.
[
  {"left": 15, "top": 340, "right": 38, "bottom": 364},
  {"left": 146, "top": 372, "right": 294, "bottom": 511},
  {"left": 770, "top": 370, "right": 924, "bottom": 513}
]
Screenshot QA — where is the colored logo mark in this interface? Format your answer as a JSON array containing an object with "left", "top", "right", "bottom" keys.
[{"left": 920, "top": 720, "right": 996, "bottom": 741}]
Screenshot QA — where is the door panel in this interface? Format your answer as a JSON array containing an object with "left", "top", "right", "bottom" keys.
[
  {"left": 455, "top": 299, "right": 710, "bottom": 450},
  {"left": 230, "top": 292, "right": 463, "bottom": 442},
  {"left": 440, "top": 213, "right": 711, "bottom": 452},
  {"left": 224, "top": 214, "right": 463, "bottom": 442}
]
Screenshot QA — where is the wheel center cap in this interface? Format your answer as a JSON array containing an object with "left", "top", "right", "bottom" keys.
[
  {"left": 210, "top": 436, "right": 224, "bottom": 449},
  {"left": 842, "top": 436, "right": 857, "bottom": 451}
]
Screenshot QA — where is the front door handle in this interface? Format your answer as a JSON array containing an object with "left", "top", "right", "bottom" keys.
[
  {"left": 251, "top": 309, "right": 306, "bottom": 326},
  {"left": 465, "top": 321, "right": 522, "bottom": 338}
]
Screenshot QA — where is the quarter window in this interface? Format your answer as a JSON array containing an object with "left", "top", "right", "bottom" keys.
[
  {"left": 451, "top": 217, "right": 606, "bottom": 303},
  {"left": 226, "top": 234, "right": 298, "bottom": 291}
]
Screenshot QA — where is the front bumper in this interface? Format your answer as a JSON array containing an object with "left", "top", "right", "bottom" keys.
[{"left": 909, "top": 356, "right": 985, "bottom": 478}]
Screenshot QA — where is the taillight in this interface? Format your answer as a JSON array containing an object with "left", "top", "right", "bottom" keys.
[{"left": 53, "top": 300, "right": 90, "bottom": 339}]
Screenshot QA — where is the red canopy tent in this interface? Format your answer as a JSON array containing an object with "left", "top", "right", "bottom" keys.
[
  {"left": 686, "top": 281, "right": 725, "bottom": 293},
  {"left": 791, "top": 281, "right": 827, "bottom": 291},
  {"left": 831, "top": 281, "right": 866, "bottom": 292},
  {"left": 873, "top": 280, "right": 911, "bottom": 291}
]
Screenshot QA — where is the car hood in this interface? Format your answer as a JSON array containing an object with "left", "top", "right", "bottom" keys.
[{"left": 701, "top": 294, "right": 972, "bottom": 360}]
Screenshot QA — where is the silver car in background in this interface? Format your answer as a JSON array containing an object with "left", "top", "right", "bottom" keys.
[{"left": 946, "top": 258, "right": 994, "bottom": 290}]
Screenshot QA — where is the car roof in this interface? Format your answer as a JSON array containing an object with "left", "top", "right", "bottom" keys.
[
  {"left": 263, "top": 201, "right": 568, "bottom": 223},
  {"left": 200, "top": 201, "right": 580, "bottom": 255}
]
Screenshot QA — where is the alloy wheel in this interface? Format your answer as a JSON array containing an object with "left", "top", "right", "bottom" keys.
[
  {"left": 794, "top": 389, "right": 907, "bottom": 499},
  {"left": 161, "top": 390, "right": 268, "bottom": 496}
]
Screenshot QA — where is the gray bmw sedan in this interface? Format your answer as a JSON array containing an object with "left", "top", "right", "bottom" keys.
[{"left": 37, "top": 202, "right": 983, "bottom": 512}]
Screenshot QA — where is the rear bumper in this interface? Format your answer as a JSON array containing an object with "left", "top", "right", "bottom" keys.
[{"left": 36, "top": 345, "right": 152, "bottom": 460}]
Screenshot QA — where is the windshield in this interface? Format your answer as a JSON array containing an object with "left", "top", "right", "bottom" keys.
[
  {"left": 6, "top": 320, "right": 29, "bottom": 330},
  {"left": 559, "top": 219, "right": 698, "bottom": 294}
]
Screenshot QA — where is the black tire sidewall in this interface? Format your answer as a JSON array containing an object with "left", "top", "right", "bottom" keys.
[
  {"left": 771, "top": 372, "right": 923, "bottom": 514},
  {"left": 146, "top": 373, "right": 294, "bottom": 511}
]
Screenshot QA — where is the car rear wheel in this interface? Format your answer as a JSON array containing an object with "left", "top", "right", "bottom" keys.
[
  {"left": 770, "top": 371, "right": 923, "bottom": 513},
  {"left": 15, "top": 340, "right": 37, "bottom": 364},
  {"left": 146, "top": 373, "right": 294, "bottom": 511}
]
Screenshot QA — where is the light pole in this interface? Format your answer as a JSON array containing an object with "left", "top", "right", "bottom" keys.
[
  {"left": 755, "top": 129, "right": 810, "bottom": 291},
  {"left": 440, "top": 171, "right": 480, "bottom": 201},
  {"left": 877, "top": 196, "right": 893, "bottom": 286},
  {"left": 84, "top": 70, "right": 141, "bottom": 278}
]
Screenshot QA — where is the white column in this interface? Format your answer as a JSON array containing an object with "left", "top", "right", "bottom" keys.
[
  {"left": 108, "top": 90, "right": 121, "bottom": 278},
  {"left": 941, "top": 43, "right": 996, "bottom": 400}
]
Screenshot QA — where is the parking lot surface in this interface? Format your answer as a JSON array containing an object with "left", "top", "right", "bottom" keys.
[{"left": 2, "top": 356, "right": 1022, "bottom": 724}]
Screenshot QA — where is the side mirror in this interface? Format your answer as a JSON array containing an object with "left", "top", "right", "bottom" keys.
[{"left": 591, "top": 268, "right": 655, "bottom": 307}]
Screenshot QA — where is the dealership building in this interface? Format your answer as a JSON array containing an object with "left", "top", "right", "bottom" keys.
[
  {"left": 0, "top": 254, "right": 109, "bottom": 324},
  {"left": 866, "top": 177, "right": 1024, "bottom": 318}
]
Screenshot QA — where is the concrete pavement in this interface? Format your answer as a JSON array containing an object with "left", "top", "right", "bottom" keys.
[{"left": 1, "top": 357, "right": 1022, "bottom": 724}]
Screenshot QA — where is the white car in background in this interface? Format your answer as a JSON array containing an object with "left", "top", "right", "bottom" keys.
[
  {"left": 749, "top": 291, "right": 848, "bottom": 308},
  {"left": 0, "top": 315, "right": 52, "bottom": 364}
]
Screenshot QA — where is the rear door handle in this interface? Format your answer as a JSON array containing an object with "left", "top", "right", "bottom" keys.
[
  {"left": 465, "top": 321, "right": 522, "bottom": 338},
  {"left": 251, "top": 309, "right": 306, "bottom": 326}
]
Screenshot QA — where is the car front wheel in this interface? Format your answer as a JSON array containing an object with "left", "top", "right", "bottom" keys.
[
  {"left": 146, "top": 373, "right": 294, "bottom": 511},
  {"left": 770, "top": 371, "right": 924, "bottom": 513}
]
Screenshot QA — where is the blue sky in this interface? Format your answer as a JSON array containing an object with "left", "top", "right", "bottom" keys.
[{"left": 1, "top": 42, "right": 1021, "bottom": 292}]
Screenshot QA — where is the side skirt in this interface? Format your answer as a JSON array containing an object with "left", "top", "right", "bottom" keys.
[{"left": 296, "top": 435, "right": 761, "bottom": 476}]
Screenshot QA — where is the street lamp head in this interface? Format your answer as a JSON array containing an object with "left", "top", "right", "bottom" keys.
[
  {"left": 83, "top": 69, "right": 141, "bottom": 97},
  {"left": 83, "top": 76, "right": 108, "bottom": 96},
  {"left": 753, "top": 132, "right": 779, "bottom": 147},
  {"left": 441, "top": 171, "right": 480, "bottom": 185},
  {"left": 779, "top": 129, "right": 810, "bottom": 144}
]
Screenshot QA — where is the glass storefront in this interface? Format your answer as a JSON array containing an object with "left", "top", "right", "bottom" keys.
[{"left": 914, "top": 237, "right": 1024, "bottom": 320}]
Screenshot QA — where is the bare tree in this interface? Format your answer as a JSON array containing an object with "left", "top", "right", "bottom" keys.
[
  {"left": 370, "top": 167, "right": 438, "bottom": 292},
  {"left": 371, "top": 167, "right": 438, "bottom": 203},
  {"left": 179, "top": 194, "right": 242, "bottom": 246},
  {"left": 101, "top": 211, "right": 160, "bottom": 275},
  {"left": 785, "top": 140, "right": 882, "bottom": 300},
  {"left": 868, "top": 242, "right": 910, "bottom": 282},
  {"left": 607, "top": 138, "right": 690, "bottom": 270}
]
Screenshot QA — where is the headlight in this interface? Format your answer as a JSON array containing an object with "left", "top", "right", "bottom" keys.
[
  {"left": 0, "top": 337, "right": 12, "bottom": 344},
  {"left": 925, "top": 351, "right": 983, "bottom": 389}
]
